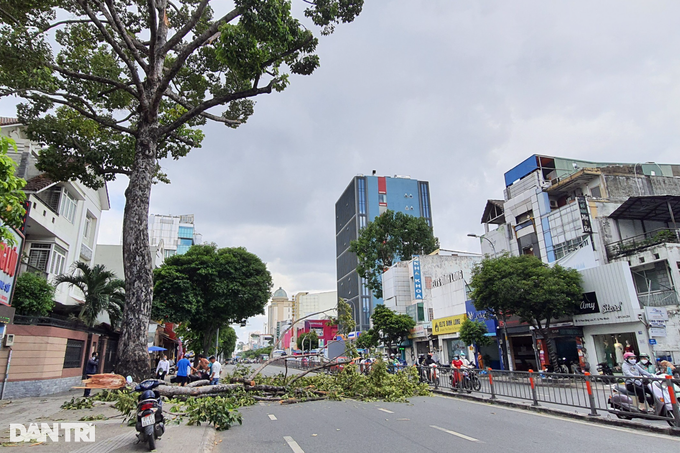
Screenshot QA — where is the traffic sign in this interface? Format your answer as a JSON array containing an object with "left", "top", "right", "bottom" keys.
[{"left": 649, "top": 339, "right": 657, "bottom": 345}]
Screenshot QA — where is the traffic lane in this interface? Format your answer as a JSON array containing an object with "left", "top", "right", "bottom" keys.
[
  {"left": 357, "top": 395, "right": 680, "bottom": 453},
  {"left": 217, "top": 396, "right": 680, "bottom": 453}
]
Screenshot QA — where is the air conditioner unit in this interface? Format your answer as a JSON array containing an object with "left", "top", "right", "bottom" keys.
[
  {"left": 4, "top": 334, "right": 15, "bottom": 347},
  {"left": 550, "top": 200, "right": 558, "bottom": 209}
]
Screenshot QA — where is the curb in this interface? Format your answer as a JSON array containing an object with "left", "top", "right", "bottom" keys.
[
  {"left": 199, "top": 425, "right": 216, "bottom": 453},
  {"left": 432, "top": 389, "right": 680, "bottom": 437}
]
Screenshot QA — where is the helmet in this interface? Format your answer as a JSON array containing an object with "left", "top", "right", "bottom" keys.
[
  {"left": 623, "top": 352, "right": 636, "bottom": 360},
  {"left": 639, "top": 352, "right": 650, "bottom": 358}
]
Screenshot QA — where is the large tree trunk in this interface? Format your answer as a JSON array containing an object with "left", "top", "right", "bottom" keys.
[{"left": 115, "top": 124, "right": 157, "bottom": 381}]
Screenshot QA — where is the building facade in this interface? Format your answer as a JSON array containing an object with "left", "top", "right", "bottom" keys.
[
  {"left": 266, "top": 287, "right": 293, "bottom": 340},
  {"left": 335, "top": 174, "right": 433, "bottom": 332},
  {"left": 292, "top": 290, "right": 337, "bottom": 321},
  {"left": 478, "top": 155, "right": 680, "bottom": 371},
  {"left": 148, "top": 214, "right": 202, "bottom": 258}
]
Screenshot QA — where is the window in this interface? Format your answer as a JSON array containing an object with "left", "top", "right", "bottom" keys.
[
  {"left": 178, "top": 226, "right": 193, "bottom": 239},
  {"left": 591, "top": 186, "right": 602, "bottom": 198},
  {"left": 49, "top": 245, "right": 67, "bottom": 275},
  {"left": 83, "top": 215, "right": 94, "bottom": 240},
  {"left": 28, "top": 244, "right": 51, "bottom": 271},
  {"left": 378, "top": 193, "right": 387, "bottom": 206},
  {"left": 59, "top": 190, "right": 77, "bottom": 223},
  {"left": 63, "top": 339, "right": 85, "bottom": 368}
]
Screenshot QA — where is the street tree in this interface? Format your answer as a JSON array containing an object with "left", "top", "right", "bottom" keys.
[
  {"left": 364, "top": 305, "right": 415, "bottom": 354},
  {"left": 12, "top": 272, "right": 55, "bottom": 316},
  {"left": 458, "top": 319, "right": 492, "bottom": 365},
  {"left": 350, "top": 210, "right": 438, "bottom": 299},
  {"left": 54, "top": 262, "right": 125, "bottom": 327},
  {"left": 296, "top": 331, "right": 319, "bottom": 351},
  {"left": 175, "top": 323, "right": 237, "bottom": 358},
  {"left": 0, "top": 0, "right": 363, "bottom": 379},
  {"left": 153, "top": 244, "right": 272, "bottom": 356},
  {"left": 0, "top": 133, "right": 26, "bottom": 246},
  {"left": 469, "top": 255, "right": 582, "bottom": 369}
]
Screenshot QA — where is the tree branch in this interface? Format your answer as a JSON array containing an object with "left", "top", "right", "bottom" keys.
[
  {"left": 154, "top": 7, "right": 240, "bottom": 111},
  {"left": 99, "top": 0, "right": 149, "bottom": 72},
  {"left": 48, "top": 64, "right": 139, "bottom": 99},
  {"left": 40, "top": 19, "right": 109, "bottom": 33},
  {"left": 163, "top": 89, "right": 240, "bottom": 126},
  {"left": 75, "top": 0, "right": 146, "bottom": 103},
  {"left": 162, "top": 0, "right": 211, "bottom": 55},
  {"left": 160, "top": 81, "right": 275, "bottom": 136}
]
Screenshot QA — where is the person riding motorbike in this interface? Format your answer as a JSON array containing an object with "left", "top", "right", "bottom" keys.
[
  {"left": 639, "top": 353, "right": 656, "bottom": 374},
  {"left": 621, "top": 351, "right": 654, "bottom": 410},
  {"left": 451, "top": 355, "right": 469, "bottom": 386},
  {"left": 423, "top": 353, "right": 436, "bottom": 382}
]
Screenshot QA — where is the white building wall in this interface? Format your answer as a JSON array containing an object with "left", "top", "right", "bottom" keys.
[{"left": 295, "top": 291, "right": 337, "bottom": 319}]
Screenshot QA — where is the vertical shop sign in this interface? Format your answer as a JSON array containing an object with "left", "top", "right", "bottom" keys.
[{"left": 412, "top": 256, "right": 423, "bottom": 299}]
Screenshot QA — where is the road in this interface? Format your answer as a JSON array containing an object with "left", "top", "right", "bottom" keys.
[{"left": 215, "top": 393, "right": 680, "bottom": 453}]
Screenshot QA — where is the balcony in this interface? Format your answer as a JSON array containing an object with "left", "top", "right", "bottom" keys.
[
  {"left": 605, "top": 228, "right": 680, "bottom": 260},
  {"left": 637, "top": 289, "right": 679, "bottom": 307},
  {"left": 80, "top": 243, "right": 93, "bottom": 261}
]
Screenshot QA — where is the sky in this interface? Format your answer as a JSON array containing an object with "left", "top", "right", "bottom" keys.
[{"left": 2, "top": 1, "right": 680, "bottom": 344}]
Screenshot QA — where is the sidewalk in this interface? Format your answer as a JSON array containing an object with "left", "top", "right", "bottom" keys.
[{"left": 0, "top": 389, "right": 216, "bottom": 452}]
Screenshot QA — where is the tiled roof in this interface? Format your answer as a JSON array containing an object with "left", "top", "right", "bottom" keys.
[
  {"left": 0, "top": 117, "right": 20, "bottom": 126},
  {"left": 24, "top": 174, "right": 54, "bottom": 192}
]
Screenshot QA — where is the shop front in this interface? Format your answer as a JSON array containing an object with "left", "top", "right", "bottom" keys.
[
  {"left": 432, "top": 314, "right": 467, "bottom": 364},
  {"left": 465, "top": 301, "right": 501, "bottom": 369},
  {"left": 408, "top": 323, "right": 431, "bottom": 365},
  {"left": 574, "top": 261, "right": 649, "bottom": 373}
]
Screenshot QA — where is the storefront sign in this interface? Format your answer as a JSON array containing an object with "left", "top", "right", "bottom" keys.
[
  {"left": 464, "top": 300, "right": 497, "bottom": 336},
  {"left": 644, "top": 306, "right": 669, "bottom": 322},
  {"left": 0, "top": 225, "right": 23, "bottom": 306},
  {"left": 577, "top": 196, "right": 592, "bottom": 234},
  {"left": 650, "top": 326, "right": 667, "bottom": 337},
  {"left": 412, "top": 256, "right": 423, "bottom": 300},
  {"left": 577, "top": 292, "right": 600, "bottom": 314},
  {"left": 408, "top": 324, "right": 428, "bottom": 339},
  {"left": 573, "top": 262, "right": 641, "bottom": 326},
  {"left": 432, "top": 314, "right": 466, "bottom": 336}
]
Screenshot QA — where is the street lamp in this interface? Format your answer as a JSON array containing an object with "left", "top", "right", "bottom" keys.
[
  {"left": 467, "top": 233, "right": 513, "bottom": 370},
  {"left": 467, "top": 233, "right": 497, "bottom": 257}
]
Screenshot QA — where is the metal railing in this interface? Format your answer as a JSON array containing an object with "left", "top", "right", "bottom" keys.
[
  {"left": 605, "top": 228, "right": 680, "bottom": 259},
  {"left": 638, "top": 289, "right": 679, "bottom": 307},
  {"left": 419, "top": 366, "right": 680, "bottom": 428}
]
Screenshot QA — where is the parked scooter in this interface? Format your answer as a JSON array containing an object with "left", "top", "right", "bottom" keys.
[
  {"left": 596, "top": 362, "right": 616, "bottom": 383},
  {"left": 608, "top": 378, "right": 676, "bottom": 427},
  {"left": 134, "top": 379, "right": 165, "bottom": 451}
]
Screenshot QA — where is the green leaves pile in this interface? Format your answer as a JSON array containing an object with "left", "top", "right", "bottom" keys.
[{"left": 169, "top": 396, "right": 243, "bottom": 431}]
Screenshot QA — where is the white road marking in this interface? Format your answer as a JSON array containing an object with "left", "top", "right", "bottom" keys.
[
  {"left": 430, "top": 425, "right": 479, "bottom": 442},
  {"left": 284, "top": 436, "right": 305, "bottom": 453},
  {"left": 268, "top": 414, "right": 277, "bottom": 420},
  {"left": 377, "top": 408, "right": 394, "bottom": 414},
  {"left": 433, "top": 395, "right": 680, "bottom": 442}
]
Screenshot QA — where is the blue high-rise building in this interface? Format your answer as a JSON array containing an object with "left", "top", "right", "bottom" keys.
[{"left": 335, "top": 174, "right": 433, "bottom": 332}]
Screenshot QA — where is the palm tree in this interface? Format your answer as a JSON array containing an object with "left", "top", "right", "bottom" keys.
[{"left": 54, "top": 262, "right": 125, "bottom": 327}]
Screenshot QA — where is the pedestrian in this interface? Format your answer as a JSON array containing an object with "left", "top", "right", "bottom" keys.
[
  {"left": 209, "top": 356, "right": 221, "bottom": 385},
  {"left": 83, "top": 352, "right": 99, "bottom": 397},
  {"left": 196, "top": 354, "right": 211, "bottom": 380},
  {"left": 175, "top": 355, "right": 195, "bottom": 387},
  {"left": 156, "top": 354, "right": 170, "bottom": 381}
]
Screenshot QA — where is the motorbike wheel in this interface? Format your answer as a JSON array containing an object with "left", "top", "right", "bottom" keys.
[
  {"left": 472, "top": 377, "right": 481, "bottom": 391},
  {"left": 145, "top": 425, "right": 155, "bottom": 451}
]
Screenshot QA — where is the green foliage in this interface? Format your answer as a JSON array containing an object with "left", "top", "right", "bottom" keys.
[
  {"left": 12, "top": 272, "right": 55, "bottom": 316},
  {"left": 355, "top": 328, "right": 379, "bottom": 350},
  {"left": 469, "top": 254, "right": 583, "bottom": 365},
  {"left": 153, "top": 245, "right": 272, "bottom": 355},
  {"left": 240, "top": 345, "right": 272, "bottom": 360},
  {"left": 170, "top": 396, "right": 242, "bottom": 431},
  {"left": 175, "top": 324, "right": 238, "bottom": 358},
  {"left": 297, "top": 331, "right": 319, "bottom": 351},
  {"left": 0, "top": 132, "right": 26, "bottom": 246},
  {"left": 54, "top": 262, "right": 125, "bottom": 327},
  {"left": 366, "top": 305, "right": 415, "bottom": 352},
  {"left": 350, "top": 210, "right": 439, "bottom": 298},
  {"left": 60, "top": 397, "right": 93, "bottom": 410},
  {"left": 112, "top": 390, "right": 138, "bottom": 423},
  {"left": 459, "top": 319, "right": 493, "bottom": 348},
  {"left": 91, "top": 389, "right": 123, "bottom": 402},
  {"left": 79, "top": 414, "right": 107, "bottom": 421}
]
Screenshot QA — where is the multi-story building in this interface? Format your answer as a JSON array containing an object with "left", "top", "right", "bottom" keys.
[
  {"left": 478, "top": 155, "right": 680, "bottom": 370},
  {"left": 382, "top": 250, "right": 486, "bottom": 364},
  {"left": 335, "top": 174, "right": 433, "bottom": 332},
  {"left": 148, "top": 214, "right": 202, "bottom": 258},
  {"left": 1, "top": 120, "right": 109, "bottom": 309},
  {"left": 292, "top": 290, "right": 337, "bottom": 321},
  {"left": 266, "top": 287, "right": 293, "bottom": 339}
]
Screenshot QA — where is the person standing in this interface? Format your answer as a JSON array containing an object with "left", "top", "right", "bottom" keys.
[
  {"left": 209, "top": 356, "right": 222, "bottom": 385},
  {"left": 175, "top": 355, "right": 195, "bottom": 387},
  {"left": 83, "top": 352, "right": 99, "bottom": 397},
  {"left": 156, "top": 355, "right": 170, "bottom": 381}
]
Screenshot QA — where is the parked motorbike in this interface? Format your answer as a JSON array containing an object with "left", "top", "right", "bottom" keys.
[
  {"left": 596, "top": 362, "right": 616, "bottom": 383},
  {"left": 450, "top": 367, "right": 481, "bottom": 392},
  {"left": 608, "top": 378, "right": 676, "bottom": 427},
  {"left": 134, "top": 379, "right": 165, "bottom": 451}
]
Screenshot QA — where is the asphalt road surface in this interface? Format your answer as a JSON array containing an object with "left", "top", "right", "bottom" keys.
[{"left": 215, "top": 394, "right": 680, "bottom": 453}]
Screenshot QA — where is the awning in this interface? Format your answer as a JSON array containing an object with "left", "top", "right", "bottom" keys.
[{"left": 609, "top": 195, "right": 680, "bottom": 225}]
